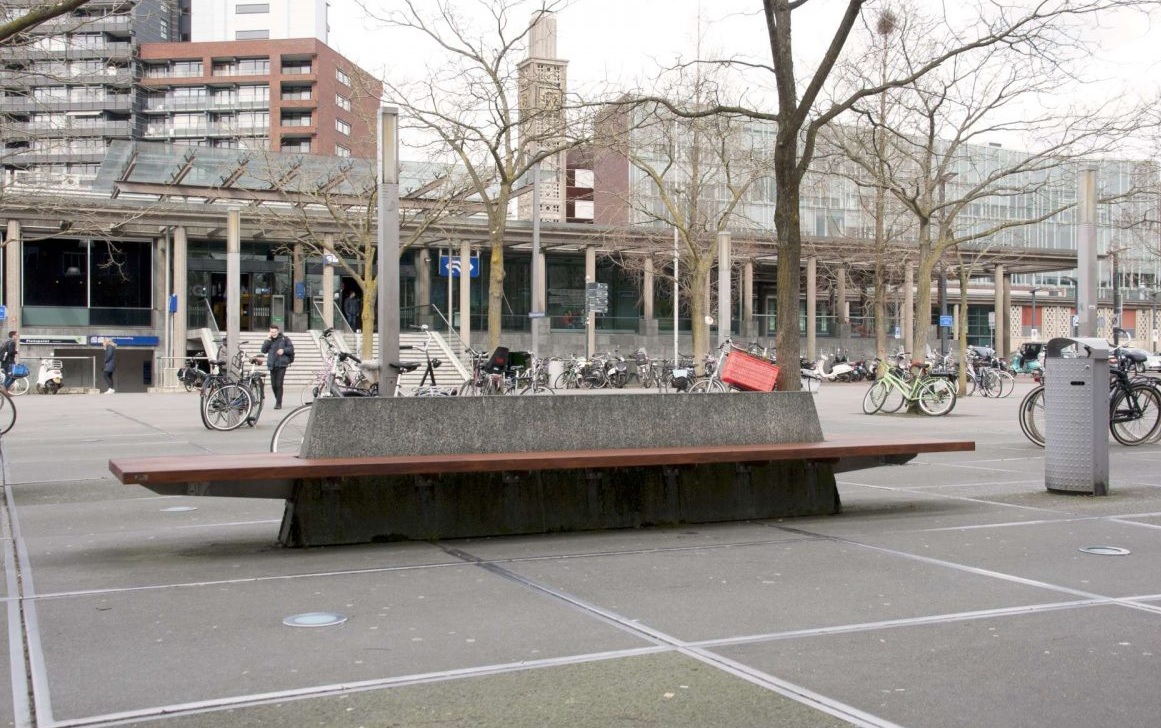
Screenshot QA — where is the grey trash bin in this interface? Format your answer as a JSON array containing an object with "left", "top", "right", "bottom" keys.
[{"left": 1044, "top": 337, "right": 1109, "bottom": 495}]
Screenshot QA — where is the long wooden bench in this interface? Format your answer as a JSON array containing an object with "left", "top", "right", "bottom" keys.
[{"left": 109, "top": 393, "right": 974, "bottom": 547}]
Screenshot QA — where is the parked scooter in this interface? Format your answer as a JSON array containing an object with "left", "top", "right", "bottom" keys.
[
  {"left": 176, "top": 357, "right": 208, "bottom": 391},
  {"left": 814, "top": 353, "right": 857, "bottom": 382},
  {"left": 36, "top": 358, "right": 63, "bottom": 394}
]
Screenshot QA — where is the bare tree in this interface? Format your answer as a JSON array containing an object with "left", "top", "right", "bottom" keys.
[
  {"left": 358, "top": 0, "right": 592, "bottom": 351},
  {"left": 621, "top": 0, "right": 1157, "bottom": 389},
  {"left": 0, "top": 1, "right": 94, "bottom": 44}
]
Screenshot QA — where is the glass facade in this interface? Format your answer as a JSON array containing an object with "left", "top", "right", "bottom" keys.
[{"left": 22, "top": 238, "right": 152, "bottom": 326}]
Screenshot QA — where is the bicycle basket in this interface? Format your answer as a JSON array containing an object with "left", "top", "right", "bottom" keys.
[
  {"left": 11, "top": 364, "right": 28, "bottom": 378},
  {"left": 484, "top": 347, "right": 509, "bottom": 374},
  {"left": 719, "top": 352, "right": 779, "bottom": 392}
]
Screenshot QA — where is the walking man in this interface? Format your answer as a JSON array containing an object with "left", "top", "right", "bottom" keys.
[
  {"left": 0, "top": 331, "right": 17, "bottom": 391},
  {"left": 102, "top": 337, "right": 117, "bottom": 393},
  {"left": 261, "top": 325, "right": 294, "bottom": 409}
]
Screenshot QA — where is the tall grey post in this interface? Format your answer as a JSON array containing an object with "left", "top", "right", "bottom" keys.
[
  {"left": 903, "top": 264, "right": 914, "bottom": 357},
  {"left": 742, "top": 261, "right": 754, "bottom": 338},
  {"left": 530, "top": 159, "right": 542, "bottom": 356},
  {"left": 717, "top": 231, "right": 731, "bottom": 347},
  {"left": 172, "top": 226, "right": 188, "bottom": 363},
  {"left": 226, "top": 209, "right": 241, "bottom": 376},
  {"left": 1077, "top": 168, "right": 1098, "bottom": 337},
  {"left": 806, "top": 256, "right": 817, "bottom": 360},
  {"left": 458, "top": 242, "right": 471, "bottom": 351},
  {"left": 321, "top": 234, "right": 335, "bottom": 329},
  {"left": 585, "top": 246, "right": 596, "bottom": 356},
  {"left": 376, "top": 107, "right": 401, "bottom": 397},
  {"left": 5, "top": 220, "right": 20, "bottom": 330}
]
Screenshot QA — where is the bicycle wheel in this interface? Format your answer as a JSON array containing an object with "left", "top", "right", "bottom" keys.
[
  {"left": 8, "top": 378, "right": 28, "bottom": 396},
  {"left": 917, "top": 378, "right": 957, "bottom": 416},
  {"left": 979, "top": 369, "right": 1001, "bottom": 398},
  {"left": 518, "top": 383, "right": 555, "bottom": 395},
  {"left": 1110, "top": 384, "right": 1161, "bottom": 446},
  {"left": 300, "top": 382, "right": 321, "bottom": 405},
  {"left": 0, "top": 391, "right": 15, "bottom": 434},
  {"left": 688, "top": 378, "right": 727, "bottom": 393},
  {"left": 245, "top": 378, "right": 265, "bottom": 426},
  {"left": 270, "top": 403, "right": 312, "bottom": 453},
  {"left": 994, "top": 370, "right": 1016, "bottom": 399},
  {"left": 800, "top": 374, "right": 820, "bottom": 394},
  {"left": 878, "top": 380, "right": 906, "bottom": 413},
  {"left": 1017, "top": 385, "right": 1045, "bottom": 447},
  {"left": 861, "top": 380, "right": 890, "bottom": 415},
  {"left": 203, "top": 383, "right": 253, "bottom": 431}
]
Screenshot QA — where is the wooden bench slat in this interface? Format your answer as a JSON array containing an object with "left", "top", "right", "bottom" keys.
[{"left": 110, "top": 435, "right": 974, "bottom": 486}]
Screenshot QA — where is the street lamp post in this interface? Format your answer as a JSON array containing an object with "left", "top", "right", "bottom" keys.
[
  {"left": 1061, "top": 277, "right": 1078, "bottom": 336},
  {"left": 1030, "top": 287, "right": 1041, "bottom": 338}
]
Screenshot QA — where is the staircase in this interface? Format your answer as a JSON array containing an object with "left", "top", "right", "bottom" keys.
[{"left": 189, "top": 329, "right": 468, "bottom": 396}]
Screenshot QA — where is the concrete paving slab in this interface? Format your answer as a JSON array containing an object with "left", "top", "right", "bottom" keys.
[
  {"left": 496, "top": 537, "right": 1066, "bottom": 643},
  {"left": 115, "top": 652, "right": 854, "bottom": 728},
  {"left": 858, "top": 517, "right": 1161, "bottom": 598},
  {"left": 714, "top": 604, "right": 1161, "bottom": 728},
  {"left": 36, "top": 565, "right": 648, "bottom": 722}
]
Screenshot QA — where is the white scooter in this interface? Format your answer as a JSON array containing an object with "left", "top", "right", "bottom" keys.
[
  {"left": 815, "top": 353, "right": 856, "bottom": 382},
  {"left": 36, "top": 358, "right": 63, "bottom": 394}
]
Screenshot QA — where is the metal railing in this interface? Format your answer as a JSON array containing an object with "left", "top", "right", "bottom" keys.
[{"left": 54, "top": 356, "right": 99, "bottom": 391}]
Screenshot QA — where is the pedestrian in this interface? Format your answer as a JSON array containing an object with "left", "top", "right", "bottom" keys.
[
  {"left": 343, "top": 289, "right": 361, "bottom": 329},
  {"left": 102, "top": 337, "right": 117, "bottom": 394},
  {"left": 0, "top": 330, "right": 17, "bottom": 391},
  {"left": 260, "top": 325, "right": 294, "bottom": 410}
]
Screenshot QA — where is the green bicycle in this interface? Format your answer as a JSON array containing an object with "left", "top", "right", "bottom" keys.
[{"left": 862, "top": 363, "right": 957, "bottom": 416}]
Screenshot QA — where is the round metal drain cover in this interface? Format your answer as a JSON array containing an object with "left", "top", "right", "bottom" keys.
[
  {"left": 160, "top": 506, "right": 197, "bottom": 512},
  {"left": 1079, "top": 545, "right": 1131, "bottom": 556},
  {"left": 282, "top": 612, "right": 348, "bottom": 628}
]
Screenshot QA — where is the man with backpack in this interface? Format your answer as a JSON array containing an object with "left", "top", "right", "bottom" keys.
[
  {"left": 260, "top": 325, "right": 294, "bottom": 410},
  {"left": 0, "top": 330, "right": 16, "bottom": 391}
]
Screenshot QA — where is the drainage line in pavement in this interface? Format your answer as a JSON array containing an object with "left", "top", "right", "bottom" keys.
[
  {"left": 439, "top": 544, "right": 907, "bottom": 728},
  {"left": 0, "top": 437, "right": 49, "bottom": 727}
]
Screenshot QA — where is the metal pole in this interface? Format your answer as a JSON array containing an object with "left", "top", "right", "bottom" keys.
[
  {"left": 717, "top": 231, "right": 731, "bottom": 348},
  {"left": 530, "top": 159, "right": 541, "bottom": 357},
  {"left": 939, "top": 263, "right": 948, "bottom": 357},
  {"left": 226, "top": 208, "right": 241, "bottom": 376},
  {"left": 673, "top": 225, "right": 679, "bottom": 362},
  {"left": 377, "top": 107, "right": 401, "bottom": 396},
  {"left": 1077, "top": 167, "right": 1098, "bottom": 337},
  {"left": 1112, "top": 252, "right": 1122, "bottom": 346},
  {"left": 1031, "top": 288, "right": 1038, "bottom": 337}
]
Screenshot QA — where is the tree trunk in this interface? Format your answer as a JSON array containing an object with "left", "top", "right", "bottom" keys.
[
  {"left": 361, "top": 285, "right": 377, "bottom": 359},
  {"left": 690, "top": 257, "right": 713, "bottom": 373},
  {"left": 772, "top": 141, "right": 802, "bottom": 390},
  {"left": 487, "top": 239, "right": 504, "bottom": 351}
]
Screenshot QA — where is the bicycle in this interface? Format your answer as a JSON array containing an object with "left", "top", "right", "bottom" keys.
[
  {"left": 0, "top": 389, "right": 15, "bottom": 434},
  {"left": 861, "top": 361, "right": 957, "bottom": 416},
  {"left": 197, "top": 342, "right": 254, "bottom": 431},
  {"left": 1018, "top": 351, "right": 1161, "bottom": 447}
]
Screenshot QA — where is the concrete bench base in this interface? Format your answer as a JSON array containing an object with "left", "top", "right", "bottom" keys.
[{"left": 278, "top": 460, "right": 840, "bottom": 547}]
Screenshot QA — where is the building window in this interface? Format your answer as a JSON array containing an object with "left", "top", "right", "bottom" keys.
[
  {"left": 172, "top": 60, "right": 203, "bottom": 77},
  {"left": 336, "top": 67, "right": 350, "bottom": 86},
  {"left": 236, "top": 30, "right": 270, "bottom": 40},
  {"left": 335, "top": 119, "right": 350, "bottom": 135},
  {"left": 335, "top": 94, "right": 351, "bottom": 111},
  {"left": 281, "top": 140, "right": 311, "bottom": 153},
  {"left": 240, "top": 58, "right": 270, "bottom": 74},
  {"left": 236, "top": 3, "right": 270, "bottom": 13},
  {"left": 282, "top": 112, "right": 311, "bottom": 127},
  {"left": 282, "top": 61, "right": 312, "bottom": 74},
  {"left": 21, "top": 239, "right": 152, "bottom": 326},
  {"left": 336, "top": 144, "right": 350, "bottom": 158},
  {"left": 282, "top": 87, "right": 311, "bottom": 101}
]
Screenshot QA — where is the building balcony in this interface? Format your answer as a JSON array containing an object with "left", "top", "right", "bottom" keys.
[{"left": 0, "top": 44, "right": 135, "bottom": 62}]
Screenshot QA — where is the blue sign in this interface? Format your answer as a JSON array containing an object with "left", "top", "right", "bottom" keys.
[
  {"left": 939, "top": 315, "right": 953, "bottom": 327},
  {"left": 0, "top": 305, "right": 6, "bottom": 320},
  {"left": 439, "top": 255, "right": 480, "bottom": 278},
  {"left": 88, "top": 336, "right": 160, "bottom": 347},
  {"left": 168, "top": 294, "right": 178, "bottom": 313},
  {"left": 294, "top": 281, "right": 306, "bottom": 300}
]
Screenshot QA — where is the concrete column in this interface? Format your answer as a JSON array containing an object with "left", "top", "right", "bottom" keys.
[
  {"left": 172, "top": 227, "right": 188, "bottom": 360},
  {"left": 806, "top": 256, "right": 817, "bottom": 360},
  {"left": 226, "top": 209, "right": 241, "bottom": 374},
  {"left": 292, "top": 243, "right": 305, "bottom": 323},
  {"left": 585, "top": 245, "right": 596, "bottom": 356},
  {"left": 743, "top": 260, "right": 754, "bottom": 339},
  {"left": 416, "top": 248, "right": 431, "bottom": 327},
  {"left": 903, "top": 263, "right": 914, "bottom": 356},
  {"left": 642, "top": 257, "right": 654, "bottom": 320},
  {"left": 458, "top": 242, "right": 471, "bottom": 351},
  {"left": 717, "top": 231, "right": 731, "bottom": 347},
  {"left": 321, "top": 235, "right": 335, "bottom": 329},
  {"left": 992, "top": 264, "right": 1005, "bottom": 354},
  {"left": 1002, "top": 271, "right": 1012, "bottom": 354},
  {"left": 1077, "top": 167, "right": 1098, "bottom": 337},
  {"left": 536, "top": 251, "right": 547, "bottom": 314},
  {"left": 952, "top": 304, "right": 960, "bottom": 346},
  {"left": 5, "top": 220, "right": 20, "bottom": 330},
  {"left": 836, "top": 265, "right": 847, "bottom": 337}
]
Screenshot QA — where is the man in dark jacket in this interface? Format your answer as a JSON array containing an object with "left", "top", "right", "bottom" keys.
[
  {"left": 260, "top": 325, "right": 294, "bottom": 409},
  {"left": 0, "top": 330, "right": 17, "bottom": 390}
]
